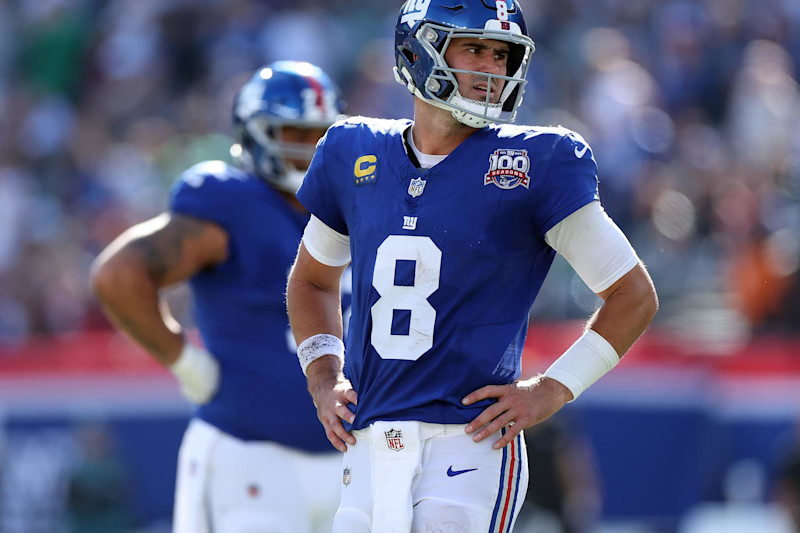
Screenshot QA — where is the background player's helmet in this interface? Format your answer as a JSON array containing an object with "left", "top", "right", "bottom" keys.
[
  {"left": 394, "top": 0, "right": 535, "bottom": 128},
  {"left": 231, "top": 61, "right": 345, "bottom": 193}
]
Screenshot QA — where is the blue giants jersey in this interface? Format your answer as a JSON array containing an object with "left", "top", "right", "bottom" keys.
[
  {"left": 170, "top": 161, "right": 329, "bottom": 452},
  {"left": 298, "top": 118, "right": 599, "bottom": 430}
]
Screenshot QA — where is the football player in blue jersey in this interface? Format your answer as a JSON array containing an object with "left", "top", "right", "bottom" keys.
[
  {"left": 91, "top": 61, "right": 346, "bottom": 533},
  {"left": 286, "top": 1, "right": 659, "bottom": 532}
]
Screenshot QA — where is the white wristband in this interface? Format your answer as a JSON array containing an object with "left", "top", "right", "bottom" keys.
[
  {"left": 169, "top": 342, "right": 220, "bottom": 404},
  {"left": 297, "top": 334, "right": 345, "bottom": 376},
  {"left": 544, "top": 329, "right": 619, "bottom": 401}
]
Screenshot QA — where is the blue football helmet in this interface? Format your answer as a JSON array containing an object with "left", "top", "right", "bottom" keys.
[
  {"left": 394, "top": 0, "right": 535, "bottom": 128},
  {"left": 231, "top": 61, "right": 345, "bottom": 192}
]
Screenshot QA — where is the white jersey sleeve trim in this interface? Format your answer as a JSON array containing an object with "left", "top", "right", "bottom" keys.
[
  {"left": 302, "top": 215, "right": 351, "bottom": 267},
  {"left": 545, "top": 201, "right": 639, "bottom": 293}
]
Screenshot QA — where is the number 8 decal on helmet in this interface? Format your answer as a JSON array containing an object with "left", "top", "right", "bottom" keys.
[{"left": 496, "top": 0, "right": 508, "bottom": 21}]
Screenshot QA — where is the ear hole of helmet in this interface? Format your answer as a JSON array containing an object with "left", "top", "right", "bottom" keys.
[
  {"left": 401, "top": 47, "right": 415, "bottom": 64},
  {"left": 239, "top": 128, "right": 256, "bottom": 151}
]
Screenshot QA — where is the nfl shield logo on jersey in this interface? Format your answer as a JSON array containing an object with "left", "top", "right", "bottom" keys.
[
  {"left": 343, "top": 466, "right": 351, "bottom": 486},
  {"left": 408, "top": 177, "right": 426, "bottom": 197},
  {"left": 484, "top": 149, "right": 531, "bottom": 190},
  {"left": 385, "top": 429, "right": 405, "bottom": 451}
]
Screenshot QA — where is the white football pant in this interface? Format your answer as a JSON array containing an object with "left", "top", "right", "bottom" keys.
[
  {"left": 333, "top": 421, "right": 528, "bottom": 533},
  {"left": 173, "top": 418, "right": 341, "bottom": 533}
]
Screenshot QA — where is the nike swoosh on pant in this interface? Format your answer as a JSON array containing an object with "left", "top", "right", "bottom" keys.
[{"left": 447, "top": 466, "right": 478, "bottom": 477}]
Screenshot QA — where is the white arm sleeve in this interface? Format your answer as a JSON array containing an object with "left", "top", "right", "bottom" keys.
[
  {"left": 545, "top": 201, "right": 639, "bottom": 293},
  {"left": 301, "top": 215, "right": 351, "bottom": 267}
]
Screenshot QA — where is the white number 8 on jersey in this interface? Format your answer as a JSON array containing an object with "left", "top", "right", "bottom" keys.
[{"left": 371, "top": 235, "right": 441, "bottom": 361}]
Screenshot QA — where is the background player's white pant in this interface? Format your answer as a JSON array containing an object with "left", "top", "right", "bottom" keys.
[
  {"left": 333, "top": 421, "right": 528, "bottom": 533},
  {"left": 173, "top": 418, "right": 341, "bottom": 533}
]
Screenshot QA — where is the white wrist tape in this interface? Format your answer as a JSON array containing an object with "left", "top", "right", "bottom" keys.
[
  {"left": 297, "top": 334, "right": 344, "bottom": 376},
  {"left": 170, "top": 342, "right": 220, "bottom": 404},
  {"left": 544, "top": 329, "right": 619, "bottom": 401}
]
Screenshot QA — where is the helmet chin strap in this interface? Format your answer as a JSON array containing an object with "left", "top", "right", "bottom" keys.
[
  {"left": 414, "top": 89, "right": 502, "bottom": 129},
  {"left": 448, "top": 93, "right": 503, "bottom": 128}
]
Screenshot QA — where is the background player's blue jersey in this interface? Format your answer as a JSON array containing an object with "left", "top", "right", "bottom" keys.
[
  {"left": 298, "top": 118, "right": 599, "bottom": 430},
  {"left": 170, "top": 161, "right": 330, "bottom": 452}
]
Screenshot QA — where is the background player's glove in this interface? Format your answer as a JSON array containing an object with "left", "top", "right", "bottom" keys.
[{"left": 169, "top": 342, "right": 220, "bottom": 404}]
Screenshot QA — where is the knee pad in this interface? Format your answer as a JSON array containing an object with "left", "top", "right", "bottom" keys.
[
  {"left": 412, "top": 499, "right": 488, "bottom": 533},
  {"left": 332, "top": 507, "right": 371, "bottom": 533}
]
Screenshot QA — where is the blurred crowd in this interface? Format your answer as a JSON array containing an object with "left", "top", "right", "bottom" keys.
[{"left": 1, "top": 0, "right": 799, "bottom": 347}]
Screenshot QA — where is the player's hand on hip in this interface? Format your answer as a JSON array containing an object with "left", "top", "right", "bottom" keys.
[
  {"left": 306, "top": 356, "right": 358, "bottom": 452},
  {"left": 169, "top": 342, "right": 220, "bottom": 404},
  {"left": 462, "top": 374, "right": 573, "bottom": 450}
]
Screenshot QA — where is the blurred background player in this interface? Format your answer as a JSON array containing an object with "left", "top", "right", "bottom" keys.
[
  {"left": 65, "top": 422, "right": 132, "bottom": 533},
  {"left": 90, "top": 60, "right": 345, "bottom": 533}
]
